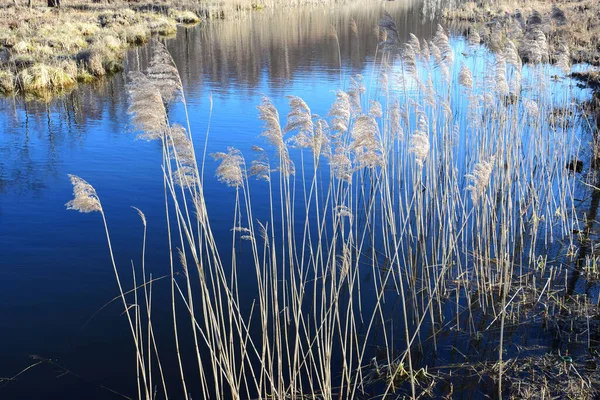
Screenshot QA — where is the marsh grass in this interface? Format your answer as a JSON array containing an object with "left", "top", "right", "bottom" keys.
[
  {"left": 0, "top": 3, "right": 199, "bottom": 97},
  {"left": 443, "top": 0, "right": 600, "bottom": 67},
  {"left": 66, "top": 12, "right": 600, "bottom": 400}
]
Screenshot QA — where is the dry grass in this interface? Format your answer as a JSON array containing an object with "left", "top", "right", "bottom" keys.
[
  {"left": 0, "top": 3, "right": 199, "bottom": 97},
  {"left": 63, "top": 13, "right": 600, "bottom": 397},
  {"left": 443, "top": 0, "right": 600, "bottom": 66},
  {"left": 0, "top": 0, "right": 378, "bottom": 98}
]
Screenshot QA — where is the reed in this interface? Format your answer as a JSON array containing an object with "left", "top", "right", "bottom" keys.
[{"left": 67, "top": 10, "right": 599, "bottom": 400}]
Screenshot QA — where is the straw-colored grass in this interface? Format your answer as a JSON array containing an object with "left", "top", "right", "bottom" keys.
[
  {"left": 16, "top": 63, "right": 76, "bottom": 93},
  {"left": 443, "top": 0, "right": 600, "bottom": 66},
  {"left": 0, "top": 70, "right": 14, "bottom": 95},
  {"left": 0, "top": 3, "right": 200, "bottom": 98},
  {"left": 65, "top": 10, "right": 600, "bottom": 396},
  {"left": 169, "top": 9, "right": 201, "bottom": 24}
]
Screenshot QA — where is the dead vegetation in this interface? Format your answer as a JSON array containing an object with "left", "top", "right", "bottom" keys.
[
  {"left": 0, "top": 3, "right": 201, "bottom": 98},
  {"left": 443, "top": 0, "right": 600, "bottom": 67}
]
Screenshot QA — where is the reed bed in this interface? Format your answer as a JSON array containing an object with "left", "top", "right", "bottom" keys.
[
  {"left": 443, "top": 0, "right": 600, "bottom": 67},
  {"left": 67, "top": 12, "right": 599, "bottom": 400}
]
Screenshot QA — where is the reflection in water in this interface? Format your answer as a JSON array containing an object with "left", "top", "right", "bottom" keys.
[
  {"left": 168, "top": 1, "right": 434, "bottom": 92},
  {"left": 0, "top": 0, "right": 436, "bottom": 197},
  {"left": 0, "top": 3, "right": 444, "bottom": 399},
  {"left": 0, "top": 76, "right": 129, "bottom": 196}
]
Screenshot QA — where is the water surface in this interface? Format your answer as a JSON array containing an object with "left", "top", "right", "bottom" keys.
[
  {"left": 0, "top": 2, "right": 436, "bottom": 398},
  {"left": 1, "top": 2, "right": 596, "bottom": 399}
]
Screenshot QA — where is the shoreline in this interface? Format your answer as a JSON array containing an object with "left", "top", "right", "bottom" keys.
[
  {"left": 0, "top": 1, "right": 275, "bottom": 100},
  {"left": 443, "top": 0, "right": 600, "bottom": 131},
  {"left": 442, "top": 0, "right": 600, "bottom": 67}
]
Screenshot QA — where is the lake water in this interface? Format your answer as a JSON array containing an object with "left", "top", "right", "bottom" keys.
[{"left": 0, "top": 1, "right": 596, "bottom": 399}]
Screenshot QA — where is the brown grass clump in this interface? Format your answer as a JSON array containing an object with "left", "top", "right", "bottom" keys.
[
  {"left": 16, "top": 64, "right": 76, "bottom": 93},
  {"left": 169, "top": 10, "right": 200, "bottom": 24},
  {"left": 0, "top": 70, "right": 14, "bottom": 95},
  {"left": 120, "top": 24, "right": 150, "bottom": 45}
]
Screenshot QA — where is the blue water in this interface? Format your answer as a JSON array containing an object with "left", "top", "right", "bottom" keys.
[
  {"left": 1, "top": 2, "right": 597, "bottom": 398},
  {"left": 0, "top": 3, "right": 438, "bottom": 398}
]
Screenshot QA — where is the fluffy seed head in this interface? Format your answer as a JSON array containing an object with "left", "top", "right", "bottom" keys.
[
  {"left": 147, "top": 40, "right": 182, "bottom": 102},
  {"left": 329, "top": 90, "right": 351, "bottom": 134},
  {"left": 65, "top": 174, "right": 102, "bottom": 213},
  {"left": 127, "top": 71, "right": 167, "bottom": 141},
  {"left": 258, "top": 96, "right": 284, "bottom": 150},
  {"left": 285, "top": 95, "right": 314, "bottom": 147},
  {"left": 213, "top": 147, "right": 245, "bottom": 188},
  {"left": 459, "top": 63, "right": 473, "bottom": 90},
  {"left": 351, "top": 115, "right": 383, "bottom": 168},
  {"left": 466, "top": 156, "right": 495, "bottom": 203},
  {"left": 409, "top": 114, "right": 430, "bottom": 167}
]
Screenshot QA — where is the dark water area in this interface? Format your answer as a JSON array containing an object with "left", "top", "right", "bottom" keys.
[
  {"left": 0, "top": 2, "right": 439, "bottom": 399},
  {"left": 1, "top": 1, "right": 598, "bottom": 399}
]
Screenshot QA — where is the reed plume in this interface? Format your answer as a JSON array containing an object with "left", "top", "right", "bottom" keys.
[
  {"left": 331, "top": 146, "right": 353, "bottom": 182},
  {"left": 409, "top": 113, "right": 430, "bottom": 167},
  {"left": 402, "top": 43, "right": 418, "bottom": 77},
  {"left": 348, "top": 75, "right": 365, "bottom": 116},
  {"left": 168, "top": 124, "right": 195, "bottom": 165},
  {"left": 313, "top": 118, "right": 331, "bottom": 158},
  {"left": 369, "top": 100, "right": 383, "bottom": 119},
  {"left": 258, "top": 96, "right": 284, "bottom": 150},
  {"left": 504, "top": 41, "right": 522, "bottom": 69},
  {"left": 408, "top": 33, "right": 421, "bottom": 56},
  {"left": 521, "top": 28, "right": 549, "bottom": 64},
  {"left": 285, "top": 95, "right": 314, "bottom": 147},
  {"left": 351, "top": 115, "right": 383, "bottom": 168},
  {"left": 65, "top": 174, "right": 102, "bottom": 213},
  {"left": 429, "top": 41, "right": 442, "bottom": 66},
  {"left": 212, "top": 148, "right": 244, "bottom": 188},
  {"left": 147, "top": 40, "right": 183, "bottom": 103},
  {"left": 389, "top": 100, "right": 403, "bottom": 141},
  {"left": 127, "top": 72, "right": 167, "bottom": 141},
  {"left": 329, "top": 90, "right": 351, "bottom": 135},
  {"left": 555, "top": 44, "right": 571, "bottom": 74},
  {"left": 434, "top": 24, "right": 454, "bottom": 65},
  {"left": 249, "top": 147, "right": 271, "bottom": 182},
  {"left": 258, "top": 96, "right": 293, "bottom": 176},
  {"left": 468, "top": 30, "right": 481, "bottom": 46},
  {"left": 420, "top": 40, "right": 430, "bottom": 62},
  {"left": 466, "top": 156, "right": 495, "bottom": 203},
  {"left": 459, "top": 63, "right": 473, "bottom": 90},
  {"left": 522, "top": 98, "right": 540, "bottom": 119},
  {"left": 495, "top": 55, "right": 509, "bottom": 97}
]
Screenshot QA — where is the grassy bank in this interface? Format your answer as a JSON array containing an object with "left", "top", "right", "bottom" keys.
[
  {"left": 0, "top": 0, "right": 324, "bottom": 99},
  {"left": 0, "top": 0, "right": 372, "bottom": 100},
  {"left": 443, "top": 0, "right": 600, "bottom": 67},
  {"left": 0, "top": 3, "right": 203, "bottom": 99}
]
